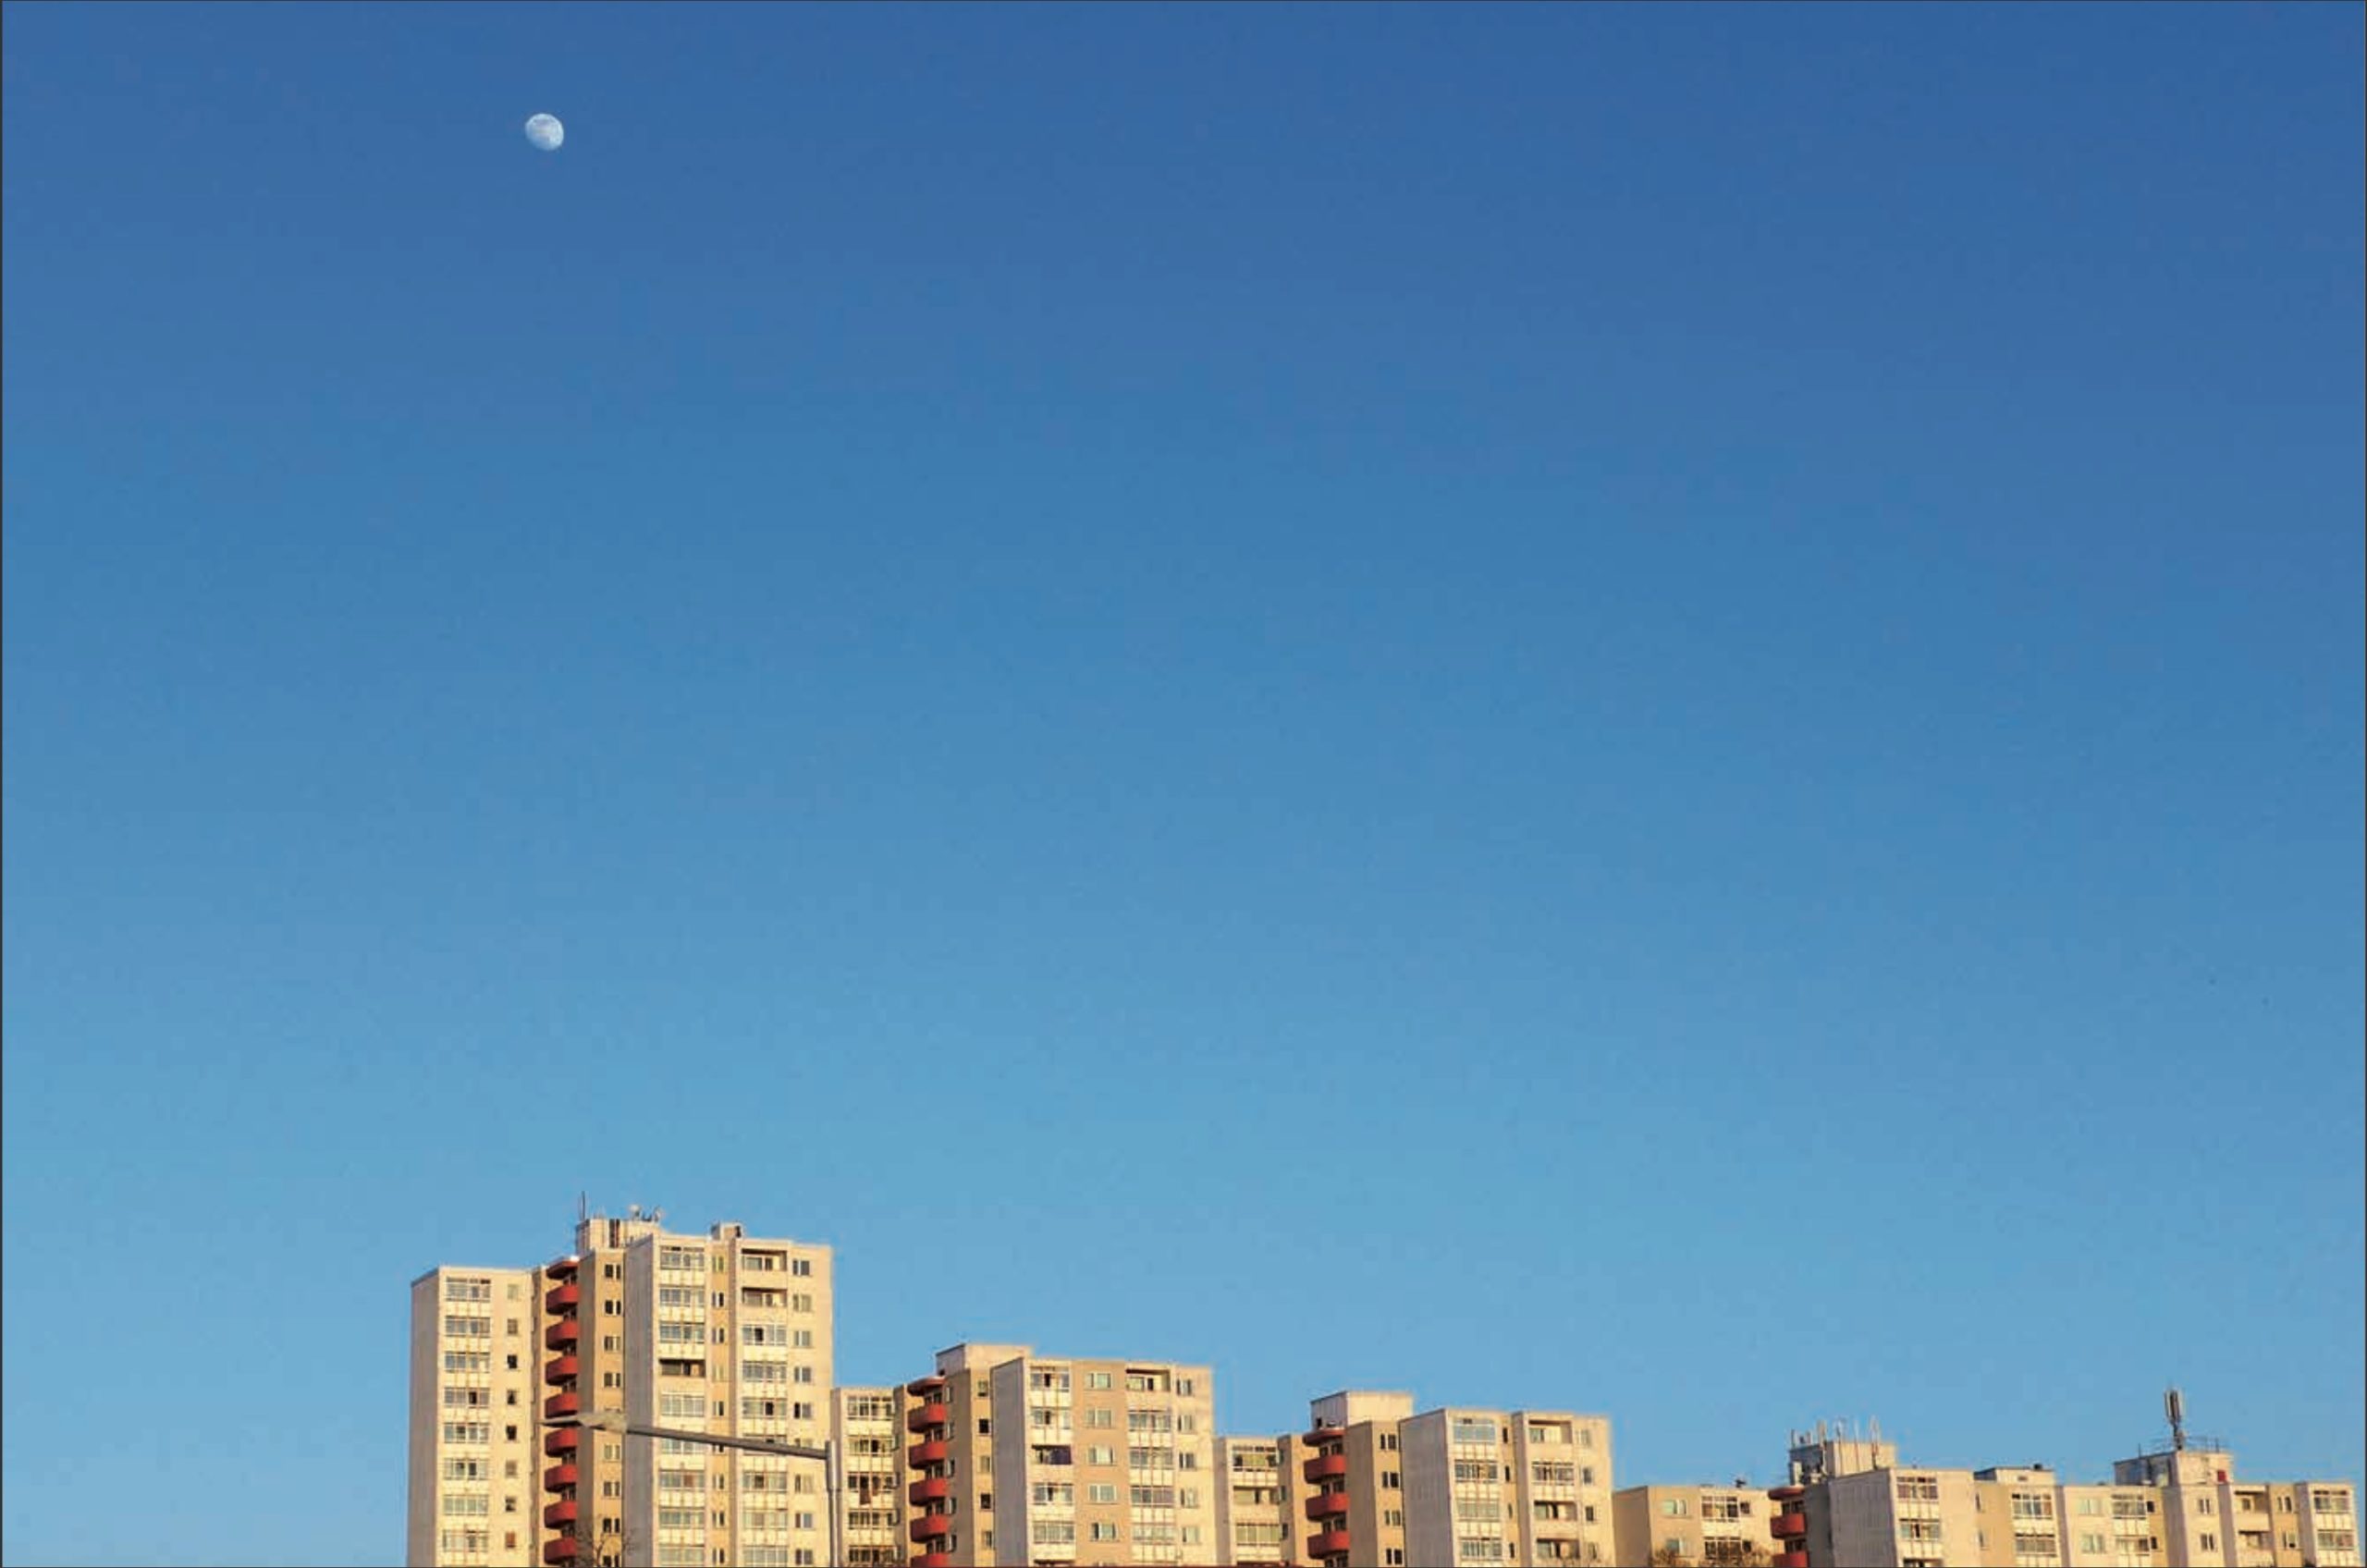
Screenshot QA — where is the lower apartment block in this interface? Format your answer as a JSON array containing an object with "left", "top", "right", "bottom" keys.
[{"left": 1762, "top": 1420, "right": 2360, "bottom": 1568}]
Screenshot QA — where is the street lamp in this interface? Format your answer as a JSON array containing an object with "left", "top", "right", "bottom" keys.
[{"left": 556, "top": 1410, "right": 841, "bottom": 1568}]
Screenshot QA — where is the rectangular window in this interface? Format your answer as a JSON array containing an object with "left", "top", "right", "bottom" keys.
[{"left": 1452, "top": 1418, "right": 1501, "bottom": 1445}]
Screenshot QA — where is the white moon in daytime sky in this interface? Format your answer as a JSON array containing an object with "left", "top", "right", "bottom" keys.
[{"left": 524, "top": 114, "right": 564, "bottom": 152}]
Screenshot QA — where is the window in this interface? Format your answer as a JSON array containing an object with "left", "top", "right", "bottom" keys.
[
  {"left": 1381, "top": 1433, "right": 1400, "bottom": 1452},
  {"left": 1088, "top": 1446, "right": 1116, "bottom": 1466},
  {"left": 1089, "top": 1522, "right": 1122, "bottom": 1541},
  {"left": 1383, "top": 1470, "right": 1401, "bottom": 1488},
  {"left": 444, "top": 1315, "right": 492, "bottom": 1338},
  {"left": 1900, "top": 1519, "right": 1944, "bottom": 1544},
  {"left": 1580, "top": 1465, "right": 1596, "bottom": 1485},
  {"left": 1177, "top": 1378, "right": 1196, "bottom": 1396},
  {"left": 1452, "top": 1418, "right": 1501, "bottom": 1445},
  {"left": 2198, "top": 1533, "right": 2217, "bottom": 1552},
  {"left": 1088, "top": 1484, "right": 1117, "bottom": 1503},
  {"left": 1087, "top": 1408, "right": 1115, "bottom": 1427},
  {"left": 1386, "top": 1508, "right": 1404, "bottom": 1526},
  {"left": 445, "top": 1277, "right": 493, "bottom": 1302},
  {"left": 1459, "top": 1539, "right": 1506, "bottom": 1562},
  {"left": 1087, "top": 1371, "right": 1113, "bottom": 1390},
  {"left": 2198, "top": 1497, "right": 2216, "bottom": 1516}
]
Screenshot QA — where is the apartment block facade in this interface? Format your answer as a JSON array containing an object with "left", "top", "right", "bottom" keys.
[
  {"left": 1213, "top": 1437, "right": 1291, "bottom": 1564},
  {"left": 834, "top": 1385, "right": 907, "bottom": 1567},
  {"left": 409, "top": 1265, "right": 547, "bottom": 1566},
  {"left": 1763, "top": 1418, "right": 2360, "bottom": 1568},
  {"left": 897, "top": 1342, "right": 1220, "bottom": 1568},
  {"left": 1613, "top": 1482, "right": 1781, "bottom": 1566},
  {"left": 407, "top": 1211, "right": 835, "bottom": 1568}
]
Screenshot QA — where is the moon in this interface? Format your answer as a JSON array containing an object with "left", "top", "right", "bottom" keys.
[{"left": 524, "top": 113, "right": 564, "bottom": 152}]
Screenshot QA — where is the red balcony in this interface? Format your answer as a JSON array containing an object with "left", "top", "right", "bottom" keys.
[
  {"left": 1304, "top": 1453, "right": 1348, "bottom": 1482},
  {"left": 544, "top": 1282, "right": 581, "bottom": 1313},
  {"left": 907, "top": 1402, "right": 950, "bottom": 1432},
  {"left": 545, "top": 1320, "right": 580, "bottom": 1350},
  {"left": 1777, "top": 1554, "right": 1809, "bottom": 1568},
  {"left": 543, "top": 1500, "right": 578, "bottom": 1529},
  {"left": 1303, "top": 1427, "right": 1345, "bottom": 1448},
  {"left": 908, "top": 1439, "right": 950, "bottom": 1465},
  {"left": 1772, "top": 1512, "right": 1808, "bottom": 1537},
  {"left": 1768, "top": 1485, "right": 1805, "bottom": 1501},
  {"left": 912, "top": 1514, "right": 952, "bottom": 1541},
  {"left": 544, "top": 1427, "right": 580, "bottom": 1457},
  {"left": 1308, "top": 1529, "right": 1353, "bottom": 1558},
  {"left": 1306, "top": 1491, "right": 1349, "bottom": 1521},
  {"left": 546, "top": 1256, "right": 579, "bottom": 1278},
  {"left": 544, "top": 1463, "right": 578, "bottom": 1492},
  {"left": 543, "top": 1354, "right": 580, "bottom": 1386},
  {"left": 914, "top": 1556, "right": 953, "bottom": 1568},
  {"left": 907, "top": 1375, "right": 948, "bottom": 1396},
  {"left": 542, "top": 1540, "right": 579, "bottom": 1565},
  {"left": 544, "top": 1391, "right": 581, "bottom": 1421},
  {"left": 909, "top": 1477, "right": 951, "bottom": 1505}
]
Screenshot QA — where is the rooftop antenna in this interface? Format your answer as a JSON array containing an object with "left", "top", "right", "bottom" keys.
[
  {"left": 577, "top": 1191, "right": 588, "bottom": 1225},
  {"left": 2165, "top": 1388, "right": 2187, "bottom": 1452}
]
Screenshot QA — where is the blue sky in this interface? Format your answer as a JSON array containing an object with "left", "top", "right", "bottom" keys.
[{"left": 3, "top": 3, "right": 2361, "bottom": 1562}]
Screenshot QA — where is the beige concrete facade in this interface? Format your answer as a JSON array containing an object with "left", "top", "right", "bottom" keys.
[
  {"left": 407, "top": 1212, "right": 834, "bottom": 1568},
  {"left": 408, "top": 1266, "right": 546, "bottom": 1567},
  {"left": 1756, "top": 1415, "right": 2359, "bottom": 1568},
  {"left": 1613, "top": 1483, "right": 1777, "bottom": 1565},
  {"left": 834, "top": 1385, "right": 906, "bottom": 1567},
  {"left": 1399, "top": 1405, "right": 1615, "bottom": 1568},
  {"left": 1300, "top": 1390, "right": 1415, "bottom": 1568},
  {"left": 899, "top": 1343, "right": 1219, "bottom": 1568},
  {"left": 1213, "top": 1437, "right": 1289, "bottom": 1563}
]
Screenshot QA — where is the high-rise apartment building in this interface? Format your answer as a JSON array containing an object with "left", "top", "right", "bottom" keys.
[
  {"left": 1298, "top": 1389, "right": 1417, "bottom": 1568},
  {"left": 407, "top": 1210, "right": 834, "bottom": 1568},
  {"left": 409, "top": 1266, "right": 546, "bottom": 1567},
  {"left": 1230, "top": 1390, "right": 1616, "bottom": 1568},
  {"left": 1400, "top": 1405, "right": 1615, "bottom": 1568},
  {"left": 898, "top": 1342, "right": 1220, "bottom": 1568}
]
